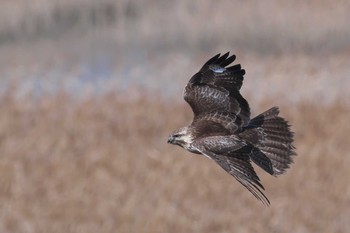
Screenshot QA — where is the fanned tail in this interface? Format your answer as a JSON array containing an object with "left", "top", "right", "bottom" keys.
[{"left": 243, "top": 107, "right": 296, "bottom": 176}]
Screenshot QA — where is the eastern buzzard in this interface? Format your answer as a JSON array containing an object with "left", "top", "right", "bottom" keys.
[{"left": 167, "top": 52, "right": 296, "bottom": 205}]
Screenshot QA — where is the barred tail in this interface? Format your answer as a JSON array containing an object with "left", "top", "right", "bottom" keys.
[{"left": 244, "top": 107, "right": 296, "bottom": 176}]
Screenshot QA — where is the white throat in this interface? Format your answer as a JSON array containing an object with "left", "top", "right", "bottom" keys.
[{"left": 179, "top": 134, "right": 194, "bottom": 144}]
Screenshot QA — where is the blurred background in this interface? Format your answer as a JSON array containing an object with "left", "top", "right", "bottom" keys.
[{"left": 0, "top": 0, "right": 349, "bottom": 232}]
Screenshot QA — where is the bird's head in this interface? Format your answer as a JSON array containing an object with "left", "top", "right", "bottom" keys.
[{"left": 167, "top": 126, "right": 193, "bottom": 149}]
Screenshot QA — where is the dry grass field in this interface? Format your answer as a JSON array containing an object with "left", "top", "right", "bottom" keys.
[
  {"left": 0, "top": 0, "right": 350, "bottom": 232},
  {"left": 0, "top": 90, "right": 349, "bottom": 233}
]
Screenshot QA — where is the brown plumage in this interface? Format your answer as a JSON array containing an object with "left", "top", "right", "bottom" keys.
[{"left": 167, "top": 52, "right": 296, "bottom": 205}]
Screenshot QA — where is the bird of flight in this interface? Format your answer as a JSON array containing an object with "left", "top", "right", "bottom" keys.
[{"left": 167, "top": 52, "right": 296, "bottom": 205}]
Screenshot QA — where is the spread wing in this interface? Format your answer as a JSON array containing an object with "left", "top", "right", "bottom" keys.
[
  {"left": 212, "top": 152, "right": 270, "bottom": 205},
  {"left": 192, "top": 137, "right": 270, "bottom": 205},
  {"left": 184, "top": 52, "right": 251, "bottom": 126}
]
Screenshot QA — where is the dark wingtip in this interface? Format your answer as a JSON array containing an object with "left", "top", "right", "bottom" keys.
[
  {"left": 216, "top": 52, "right": 230, "bottom": 64},
  {"left": 201, "top": 52, "right": 238, "bottom": 70},
  {"left": 201, "top": 53, "right": 221, "bottom": 69},
  {"left": 220, "top": 54, "right": 236, "bottom": 67}
]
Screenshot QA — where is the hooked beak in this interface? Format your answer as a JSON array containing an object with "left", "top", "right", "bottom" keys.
[{"left": 167, "top": 135, "right": 174, "bottom": 144}]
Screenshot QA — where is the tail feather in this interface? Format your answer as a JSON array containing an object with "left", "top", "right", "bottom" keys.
[{"left": 243, "top": 107, "right": 296, "bottom": 176}]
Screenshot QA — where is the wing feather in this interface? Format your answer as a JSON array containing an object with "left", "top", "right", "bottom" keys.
[
  {"left": 193, "top": 112, "right": 241, "bottom": 134},
  {"left": 211, "top": 153, "right": 269, "bottom": 205},
  {"left": 192, "top": 139, "right": 270, "bottom": 205},
  {"left": 184, "top": 52, "right": 250, "bottom": 126}
]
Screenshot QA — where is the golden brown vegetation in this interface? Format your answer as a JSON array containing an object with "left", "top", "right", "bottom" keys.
[
  {"left": 0, "top": 91, "right": 349, "bottom": 233},
  {"left": 1, "top": 1, "right": 350, "bottom": 232}
]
